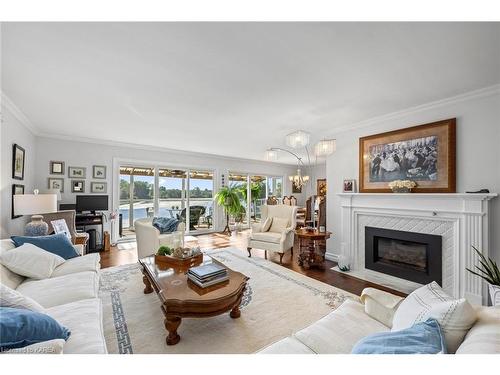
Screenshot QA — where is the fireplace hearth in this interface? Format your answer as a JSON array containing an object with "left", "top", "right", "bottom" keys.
[{"left": 365, "top": 227, "right": 442, "bottom": 285}]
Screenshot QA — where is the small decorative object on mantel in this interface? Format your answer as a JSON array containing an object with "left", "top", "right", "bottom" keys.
[
  {"left": 359, "top": 118, "right": 456, "bottom": 193},
  {"left": 466, "top": 246, "right": 500, "bottom": 306},
  {"left": 388, "top": 179, "right": 417, "bottom": 193},
  {"left": 343, "top": 179, "right": 356, "bottom": 193}
]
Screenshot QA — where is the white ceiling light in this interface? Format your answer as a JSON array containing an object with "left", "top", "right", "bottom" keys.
[
  {"left": 265, "top": 149, "right": 278, "bottom": 161},
  {"left": 286, "top": 130, "right": 310, "bottom": 149},
  {"left": 314, "top": 139, "right": 336, "bottom": 156}
]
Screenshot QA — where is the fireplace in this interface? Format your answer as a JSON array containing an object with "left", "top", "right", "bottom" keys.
[{"left": 365, "top": 227, "right": 442, "bottom": 285}]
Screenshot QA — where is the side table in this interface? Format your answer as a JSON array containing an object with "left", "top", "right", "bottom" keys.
[{"left": 295, "top": 228, "right": 331, "bottom": 269}]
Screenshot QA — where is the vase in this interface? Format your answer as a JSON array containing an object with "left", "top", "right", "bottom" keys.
[
  {"left": 338, "top": 255, "right": 351, "bottom": 272},
  {"left": 489, "top": 284, "right": 500, "bottom": 306},
  {"left": 391, "top": 187, "right": 411, "bottom": 193}
]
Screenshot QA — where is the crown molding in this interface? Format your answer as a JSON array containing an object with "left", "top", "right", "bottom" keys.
[
  {"left": 36, "top": 132, "right": 298, "bottom": 168},
  {"left": 0, "top": 91, "right": 40, "bottom": 135},
  {"left": 329, "top": 83, "right": 500, "bottom": 135}
]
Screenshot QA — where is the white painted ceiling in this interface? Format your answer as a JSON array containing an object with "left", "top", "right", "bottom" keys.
[{"left": 2, "top": 22, "right": 500, "bottom": 164}]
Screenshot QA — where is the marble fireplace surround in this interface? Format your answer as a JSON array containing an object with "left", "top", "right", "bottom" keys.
[{"left": 337, "top": 193, "right": 497, "bottom": 305}]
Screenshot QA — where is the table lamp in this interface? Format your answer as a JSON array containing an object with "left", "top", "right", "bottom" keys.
[{"left": 13, "top": 189, "right": 58, "bottom": 236}]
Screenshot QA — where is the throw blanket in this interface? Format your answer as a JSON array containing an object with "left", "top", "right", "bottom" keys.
[{"left": 152, "top": 217, "right": 179, "bottom": 234}]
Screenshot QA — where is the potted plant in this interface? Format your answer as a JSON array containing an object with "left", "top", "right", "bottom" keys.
[
  {"left": 233, "top": 205, "right": 246, "bottom": 234},
  {"left": 214, "top": 184, "right": 244, "bottom": 234},
  {"left": 466, "top": 246, "right": 500, "bottom": 306}
]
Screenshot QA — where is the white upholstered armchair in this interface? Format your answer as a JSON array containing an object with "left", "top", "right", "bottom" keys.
[
  {"left": 134, "top": 218, "right": 186, "bottom": 259},
  {"left": 247, "top": 204, "right": 297, "bottom": 264}
]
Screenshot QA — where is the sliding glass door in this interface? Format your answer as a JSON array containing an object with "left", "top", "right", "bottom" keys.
[
  {"left": 119, "top": 165, "right": 214, "bottom": 236},
  {"left": 227, "top": 172, "right": 284, "bottom": 227},
  {"left": 119, "top": 166, "right": 155, "bottom": 234},
  {"left": 228, "top": 172, "right": 248, "bottom": 226}
]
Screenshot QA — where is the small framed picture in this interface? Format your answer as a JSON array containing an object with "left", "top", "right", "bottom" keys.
[
  {"left": 292, "top": 184, "right": 302, "bottom": 194},
  {"left": 48, "top": 177, "right": 65, "bottom": 193},
  {"left": 93, "top": 165, "right": 106, "bottom": 179},
  {"left": 51, "top": 219, "right": 72, "bottom": 241},
  {"left": 71, "top": 180, "right": 85, "bottom": 193},
  {"left": 68, "top": 166, "right": 86, "bottom": 178},
  {"left": 12, "top": 144, "right": 26, "bottom": 180},
  {"left": 12, "top": 184, "right": 24, "bottom": 219},
  {"left": 50, "top": 161, "right": 65, "bottom": 175},
  {"left": 343, "top": 179, "right": 356, "bottom": 193},
  {"left": 91, "top": 182, "right": 107, "bottom": 193}
]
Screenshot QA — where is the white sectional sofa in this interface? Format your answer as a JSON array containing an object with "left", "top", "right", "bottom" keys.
[
  {"left": 259, "top": 296, "right": 500, "bottom": 354},
  {"left": 0, "top": 239, "right": 107, "bottom": 354}
]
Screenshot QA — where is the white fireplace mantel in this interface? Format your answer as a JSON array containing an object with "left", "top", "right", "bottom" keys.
[{"left": 336, "top": 193, "right": 497, "bottom": 305}]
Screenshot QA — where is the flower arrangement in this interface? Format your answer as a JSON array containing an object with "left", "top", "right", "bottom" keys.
[{"left": 388, "top": 180, "right": 416, "bottom": 193}]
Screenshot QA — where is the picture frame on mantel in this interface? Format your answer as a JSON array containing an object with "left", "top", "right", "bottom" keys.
[{"left": 359, "top": 118, "right": 456, "bottom": 193}]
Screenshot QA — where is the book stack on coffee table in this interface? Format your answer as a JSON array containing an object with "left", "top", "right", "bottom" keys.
[{"left": 187, "top": 263, "right": 229, "bottom": 288}]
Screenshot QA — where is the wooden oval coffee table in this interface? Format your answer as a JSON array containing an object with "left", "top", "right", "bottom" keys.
[{"left": 139, "top": 254, "right": 249, "bottom": 345}]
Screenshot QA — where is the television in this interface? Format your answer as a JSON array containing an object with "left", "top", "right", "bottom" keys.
[{"left": 76, "top": 195, "right": 108, "bottom": 213}]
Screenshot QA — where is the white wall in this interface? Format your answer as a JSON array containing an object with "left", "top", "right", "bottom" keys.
[
  {"left": 303, "top": 164, "right": 326, "bottom": 199},
  {"left": 326, "top": 90, "right": 500, "bottom": 262},
  {"left": 0, "top": 106, "right": 37, "bottom": 237},
  {"left": 33, "top": 136, "right": 299, "bottom": 233}
]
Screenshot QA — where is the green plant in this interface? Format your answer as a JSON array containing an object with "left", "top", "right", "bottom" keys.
[
  {"left": 214, "top": 184, "right": 244, "bottom": 234},
  {"left": 466, "top": 246, "right": 500, "bottom": 286},
  {"left": 238, "top": 182, "right": 264, "bottom": 220},
  {"left": 157, "top": 246, "right": 172, "bottom": 256}
]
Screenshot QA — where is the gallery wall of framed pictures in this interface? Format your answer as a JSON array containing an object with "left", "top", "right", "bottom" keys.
[{"left": 47, "top": 161, "right": 108, "bottom": 196}]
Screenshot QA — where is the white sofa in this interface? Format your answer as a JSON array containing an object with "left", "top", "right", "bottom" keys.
[
  {"left": 0, "top": 239, "right": 107, "bottom": 354},
  {"left": 259, "top": 293, "right": 500, "bottom": 354},
  {"left": 134, "top": 218, "right": 186, "bottom": 259},
  {"left": 247, "top": 205, "right": 297, "bottom": 264}
]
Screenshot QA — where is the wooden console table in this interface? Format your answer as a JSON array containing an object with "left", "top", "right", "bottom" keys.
[{"left": 295, "top": 228, "right": 331, "bottom": 269}]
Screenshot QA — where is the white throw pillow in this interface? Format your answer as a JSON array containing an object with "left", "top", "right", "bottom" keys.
[
  {"left": 261, "top": 217, "right": 273, "bottom": 232},
  {"left": 0, "top": 243, "right": 65, "bottom": 280},
  {"left": 392, "top": 281, "right": 477, "bottom": 353},
  {"left": 0, "top": 283, "right": 45, "bottom": 312},
  {"left": 269, "top": 217, "right": 289, "bottom": 234}
]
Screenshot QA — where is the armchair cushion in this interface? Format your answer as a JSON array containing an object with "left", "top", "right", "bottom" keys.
[
  {"left": 269, "top": 217, "right": 289, "bottom": 234},
  {"left": 261, "top": 217, "right": 273, "bottom": 232},
  {"left": 251, "top": 232, "right": 282, "bottom": 244}
]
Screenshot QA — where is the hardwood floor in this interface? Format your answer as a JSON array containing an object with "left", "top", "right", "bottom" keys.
[{"left": 100, "top": 231, "right": 406, "bottom": 297}]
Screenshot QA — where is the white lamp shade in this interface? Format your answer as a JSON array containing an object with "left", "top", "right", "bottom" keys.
[
  {"left": 314, "top": 139, "right": 336, "bottom": 156},
  {"left": 265, "top": 149, "right": 278, "bottom": 161},
  {"left": 42, "top": 189, "right": 62, "bottom": 201},
  {"left": 14, "top": 194, "right": 58, "bottom": 216},
  {"left": 286, "top": 130, "right": 310, "bottom": 148}
]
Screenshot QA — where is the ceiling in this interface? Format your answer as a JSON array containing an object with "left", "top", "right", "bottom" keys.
[{"left": 2, "top": 22, "right": 500, "bottom": 164}]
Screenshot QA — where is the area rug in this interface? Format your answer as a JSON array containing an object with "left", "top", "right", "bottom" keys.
[{"left": 99, "top": 247, "right": 357, "bottom": 354}]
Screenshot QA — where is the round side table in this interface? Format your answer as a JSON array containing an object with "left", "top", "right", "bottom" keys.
[{"left": 295, "top": 228, "right": 331, "bottom": 269}]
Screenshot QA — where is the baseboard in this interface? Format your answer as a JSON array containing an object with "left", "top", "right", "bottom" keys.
[{"left": 325, "top": 252, "right": 339, "bottom": 262}]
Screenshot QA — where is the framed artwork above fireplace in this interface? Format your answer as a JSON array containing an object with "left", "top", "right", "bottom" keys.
[{"left": 359, "top": 118, "right": 456, "bottom": 193}]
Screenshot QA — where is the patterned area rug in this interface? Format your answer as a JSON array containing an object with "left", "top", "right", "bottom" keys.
[{"left": 99, "top": 247, "right": 357, "bottom": 354}]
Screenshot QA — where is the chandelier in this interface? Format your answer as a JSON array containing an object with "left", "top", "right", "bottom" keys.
[
  {"left": 266, "top": 130, "right": 336, "bottom": 190},
  {"left": 289, "top": 168, "right": 310, "bottom": 189}
]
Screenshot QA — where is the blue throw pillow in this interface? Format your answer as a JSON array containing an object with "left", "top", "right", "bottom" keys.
[
  {"left": 11, "top": 233, "right": 79, "bottom": 259},
  {"left": 351, "top": 318, "right": 447, "bottom": 354},
  {"left": 152, "top": 217, "right": 179, "bottom": 234},
  {"left": 0, "top": 307, "right": 71, "bottom": 351}
]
